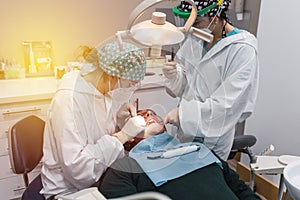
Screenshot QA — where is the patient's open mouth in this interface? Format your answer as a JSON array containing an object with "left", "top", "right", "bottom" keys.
[
  {"left": 144, "top": 115, "right": 163, "bottom": 126},
  {"left": 146, "top": 118, "right": 156, "bottom": 125},
  {"left": 138, "top": 109, "right": 163, "bottom": 126}
]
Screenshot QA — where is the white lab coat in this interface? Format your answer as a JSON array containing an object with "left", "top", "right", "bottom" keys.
[
  {"left": 166, "top": 31, "right": 259, "bottom": 160},
  {"left": 40, "top": 71, "right": 125, "bottom": 197}
]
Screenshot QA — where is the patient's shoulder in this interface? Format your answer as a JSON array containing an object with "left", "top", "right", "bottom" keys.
[{"left": 109, "top": 157, "right": 145, "bottom": 174}]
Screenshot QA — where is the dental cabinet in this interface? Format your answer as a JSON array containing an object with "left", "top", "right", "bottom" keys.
[
  {"left": 0, "top": 68, "right": 176, "bottom": 199},
  {"left": 0, "top": 77, "right": 57, "bottom": 199}
]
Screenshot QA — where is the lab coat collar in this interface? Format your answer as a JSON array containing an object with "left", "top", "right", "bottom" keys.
[{"left": 203, "top": 30, "right": 258, "bottom": 61}]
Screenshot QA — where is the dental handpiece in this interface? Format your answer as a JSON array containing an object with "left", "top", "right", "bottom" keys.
[
  {"left": 259, "top": 144, "right": 275, "bottom": 156},
  {"left": 147, "top": 145, "right": 200, "bottom": 159}
]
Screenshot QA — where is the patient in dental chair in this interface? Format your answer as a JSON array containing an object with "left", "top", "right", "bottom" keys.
[
  {"left": 98, "top": 109, "right": 261, "bottom": 200},
  {"left": 123, "top": 109, "right": 166, "bottom": 152}
]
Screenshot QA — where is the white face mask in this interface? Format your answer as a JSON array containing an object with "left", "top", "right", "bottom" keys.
[
  {"left": 106, "top": 79, "right": 140, "bottom": 120},
  {"left": 200, "top": 27, "right": 212, "bottom": 34},
  {"left": 194, "top": 7, "right": 222, "bottom": 35}
]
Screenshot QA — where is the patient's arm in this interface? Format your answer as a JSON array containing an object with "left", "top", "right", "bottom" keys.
[
  {"left": 101, "top": 129, "right": 260, "bottom": 199},
  {"left": 98, "top": 157, "right": 155, "bottom": 198},
  {"left": 221, "top": 159, "right": 261, "bottom": 200},
  {"left": 99, "top": 155, "right": 261, "bottom": 200}
]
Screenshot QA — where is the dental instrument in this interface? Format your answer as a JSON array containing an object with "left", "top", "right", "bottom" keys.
[
  {"left": 171, "top": 47, "right": 175, "bottom": 61},
  {"left": 147, "top": 145, "right": 200, "bottom": 159},
  {"left": 259, "top": 144, "right": 274, "bottom": 156}
]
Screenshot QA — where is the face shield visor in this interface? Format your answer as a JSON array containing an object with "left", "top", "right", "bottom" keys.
[{"left": 173, "top": 0, "right": 231, "bottom": 32}]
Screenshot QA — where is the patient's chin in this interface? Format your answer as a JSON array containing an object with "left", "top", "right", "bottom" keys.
[{"left": 123, "top": 125, "right": 166, "bottom": 152}]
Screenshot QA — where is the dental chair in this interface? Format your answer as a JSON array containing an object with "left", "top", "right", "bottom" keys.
[
  {"left": 8, "top": 115, "right": 46, "bottom": 200},
  {"left": 228, "top": 121, "right": 257, "bottom": 163},
  {"left": 190, "top": 120, "right": 257, "bottom": 163},
  {"left": 8, "top": 115, "right": 45, "bottom": 189},
  {"left": 228, "top": 121, "right": 257, "bottom": 191}
]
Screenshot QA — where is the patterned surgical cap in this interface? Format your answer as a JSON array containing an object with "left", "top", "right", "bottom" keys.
[
  {"left": 98, "top": 42, "right": 146, "bottom": 81},
  {"left": 179, "top": 0, "right": 231, "bottom": 19}
]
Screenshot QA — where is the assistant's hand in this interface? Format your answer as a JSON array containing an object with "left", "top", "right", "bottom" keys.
[
  {"left": 140, "top": 123, "right": 166, "bottom": 139},
  {"left": 116, "top": 103, "right": 137, "bottom": 129},
  {"left": 113, "top": 116, "right": 146, "bottom": 144},
  {"left": 162, "top": 61, "right": 177, "bottom": 79},
  {"left": 164, "top": 107, "right": 180, "bottom": 127}
]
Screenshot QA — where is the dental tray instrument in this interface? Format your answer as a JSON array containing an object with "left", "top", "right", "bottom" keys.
[{"left": 147, "top": 145, "right": 200, "bottom": 159}]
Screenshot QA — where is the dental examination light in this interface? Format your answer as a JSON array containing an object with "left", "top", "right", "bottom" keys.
[{"left": 116, "top": 0, "right": 215, "bottom": 50}]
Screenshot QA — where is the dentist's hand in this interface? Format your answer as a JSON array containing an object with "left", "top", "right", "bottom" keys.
[
  {"left": 116, "top": 103, "right": 137, "bottom": 129},
  {"left": 113, "top": 116, "right": 146, "bottom": 144},
  {"left": 140, "top": 123, "right": 166, "bottom": 139},
  {"left": 162, "top": 62, "right": 177, "bottom": 79},
  {"left": 164, "top": 107, "right": 180, "bottom": 127}
]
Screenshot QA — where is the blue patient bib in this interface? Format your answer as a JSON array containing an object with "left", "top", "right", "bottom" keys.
[{"left": 129, "top": 132, "right": 222, "bottom": 186}]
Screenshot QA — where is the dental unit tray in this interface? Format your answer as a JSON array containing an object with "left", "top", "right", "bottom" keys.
[{"left": 147, "top": 145, "right": 200, "bottom": 159}]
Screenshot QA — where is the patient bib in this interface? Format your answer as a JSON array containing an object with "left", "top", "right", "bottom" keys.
[{"left": 129, "top": 132, "right": 222, "bottom": 186}]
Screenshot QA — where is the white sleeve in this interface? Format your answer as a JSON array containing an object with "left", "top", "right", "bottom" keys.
[
  {"left": 180, "top": 46, "right": 258, "bottom": 141},
  {"left": 50, "top": 93, "right": 124, "bottom": 189},
  {"left": 164, "top": 34, "right": 203, "bottom": 98},
  {"left": 164, "top": 65, "right": 187, "bottom": 97}
]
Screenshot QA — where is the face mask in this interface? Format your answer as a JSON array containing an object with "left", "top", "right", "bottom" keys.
[
  {"left": 106, "top": 79, "right": 140, "bottom": 119},
  {"left": 195, "top": 6, "right": 222, "bottom": 36},
  {"left": 200, "top": 27, "right": 212, "bottom": 34},
  {"left": 202, "top": 16, "right": 216, "bottom": 34}
]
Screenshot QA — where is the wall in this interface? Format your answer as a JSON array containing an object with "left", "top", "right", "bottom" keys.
[
  {"left": 0, "top": 0, "right": 143, "bottom": 67},
  {"left": 246, "top": 0, "right": 300, "bottom": 158},
  {"left": 243, "top": 0, "right": 261, "bottom": 36},
  {"left": 227, "top": 0, "right": 261, "bottom": 36}
]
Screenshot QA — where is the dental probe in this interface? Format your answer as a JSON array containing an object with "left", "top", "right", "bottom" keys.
[{"left": 171, "top": 47, "right": 175, "bottom": 61}]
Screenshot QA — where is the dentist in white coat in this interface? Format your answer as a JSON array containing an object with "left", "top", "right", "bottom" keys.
[
  {"left": 163, "top": 0, "right": 259, "bottom": 160},
  {"left": 26, "top": 41, "right": 148, "bottom": 199}
]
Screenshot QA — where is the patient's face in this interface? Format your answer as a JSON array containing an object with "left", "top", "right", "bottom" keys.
[
  {"left": 124, "top": 109, "right": 165, "bottom": 151},
  {"left": 137, "top": 109, "right": 163, "bottom": 126}
]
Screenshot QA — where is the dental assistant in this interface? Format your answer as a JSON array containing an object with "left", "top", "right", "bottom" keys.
[
  {"left": 163, "top": 0, "right": 259, "bottom": 160},
  {"left": 24, "top": 42, "right": 148, "bottom": 199}
]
